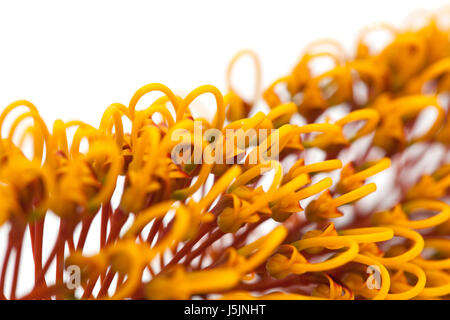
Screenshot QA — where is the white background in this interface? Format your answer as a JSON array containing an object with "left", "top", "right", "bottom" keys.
[
  {"left": 0, "top": 0, "right": 448, "bottom": 125},
  {"left": 0, "top": 0, "right": 449, "bottom": 297}
]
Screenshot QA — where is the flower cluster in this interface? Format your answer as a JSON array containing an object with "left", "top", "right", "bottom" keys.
[{"left": 0, "top": 10, "right": 449, "bottom": 300}]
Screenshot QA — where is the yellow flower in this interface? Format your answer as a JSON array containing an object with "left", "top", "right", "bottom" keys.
[
  {"left": 145, "top": 266, "right": 241, "bottom": 300},
  {"left": 0, "top": 153, "right": 50, "bottom": 222},
  {"left": 312, "top": 273, "right": 354, "bottom": 300},
  {"left": 406, "top": 169, "right": 450, "bottom": 200},
  {"left": 301, "top": 223, "right": 339, "bottom": 254},
  {"left": 305, "top": 183, "right": 376, "bottom": 222},
  {"left": 336, "top": 158, "right": 390, "bottom": 194},
  {"left": 217, "top": 192, "right": 267, "bottom": 233}
]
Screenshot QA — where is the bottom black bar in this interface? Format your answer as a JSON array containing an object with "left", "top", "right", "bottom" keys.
[{"left": 0, "top": 300, "right": 443, "bottom": 319}]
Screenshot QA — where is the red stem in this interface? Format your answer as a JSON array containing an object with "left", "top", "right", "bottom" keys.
[
  {"left": 100, "top": 203, "right": 111, "bottom": 250},
  {"left": 183, "top": 229, "right": 223, "bottom": 266},
  {"left": 97, "top": 268, "right": 116, "bottom": 298},
  {"left": 0, "top": 244, "right": 12, "bottom": 297},
  {"left": 10, "top": 235, "right": 24, "bottom": 300},
  {"left": 33, "top": 219, "right": 46, "bottom": 287},
  {"left": 76, "top": 215, "right": 94, "bottom": 251}
]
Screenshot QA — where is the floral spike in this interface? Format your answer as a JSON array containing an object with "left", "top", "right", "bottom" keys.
[{"left": 0, "top": 8, "right": 449, "bottom": 300}]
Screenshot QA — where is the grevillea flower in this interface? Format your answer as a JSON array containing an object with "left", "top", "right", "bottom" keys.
[{"left": 0, "top": 8, "right": 449, "bottom": 301}]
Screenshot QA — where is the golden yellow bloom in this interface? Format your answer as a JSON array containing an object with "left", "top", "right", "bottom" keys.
[{"left": 1, "top": 7, "right": 450, "bottom": 301}]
